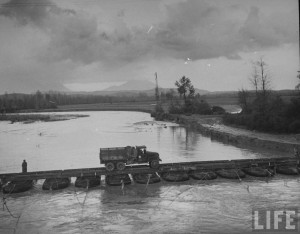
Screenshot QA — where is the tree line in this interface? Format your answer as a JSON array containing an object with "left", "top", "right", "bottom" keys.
[
  {"left": 223, "top": 58, "right": 300, "bottom": 133},
  {"left": 0, "top": 90, "right": 181, "bottom": 113}
]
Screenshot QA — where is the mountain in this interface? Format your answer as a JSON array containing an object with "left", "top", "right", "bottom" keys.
[
  {"left": 104, "top": 80, "right": 156, "bottom": 91},
  {"left": 100, "top": 79, "right": 209, "bottom": 96}
]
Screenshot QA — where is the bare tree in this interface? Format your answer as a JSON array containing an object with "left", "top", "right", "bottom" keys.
[
  {"left": 258, "top": 58, "right": 271, "bottom": 96},
  {"left": 250, "top": 57, "right": 271, "bottom": 97}
]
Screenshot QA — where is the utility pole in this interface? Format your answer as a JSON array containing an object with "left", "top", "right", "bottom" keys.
[{"left": 155, "top": 72, "right": 159, "bottom": 105}]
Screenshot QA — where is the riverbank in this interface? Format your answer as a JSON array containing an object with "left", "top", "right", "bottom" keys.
[
  {"left": 0, "top": 113, "right": 89, "bottom": 123},
  {"left": 155, "top": 113, "right": 300, "bottom": 154}
]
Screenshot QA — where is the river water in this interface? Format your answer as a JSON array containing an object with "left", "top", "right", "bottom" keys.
[{"left": 0, "top": 111, "right": 299, "bottom": 234}]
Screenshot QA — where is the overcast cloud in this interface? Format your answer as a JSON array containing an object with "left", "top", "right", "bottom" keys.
[{"left": 0, "top": 0, "right": 298, "bottom": 93}]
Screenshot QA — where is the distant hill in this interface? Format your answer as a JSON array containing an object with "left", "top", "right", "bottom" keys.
[
  {"left": 84, "top": 87, "right": 209, "bottom": 97},
  {"left": 104, "top": 80, "right": 156, "bottom": 91},
  {"left": 71, "top": 79, "right": 209, "bottom": 96}
]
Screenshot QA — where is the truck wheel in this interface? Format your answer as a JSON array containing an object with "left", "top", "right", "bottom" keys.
[
  {"left": 150, "top": 160, "right": 159, "bottom": 169},
  {"left": 106, "top": 162, "right": 115, "bottom": 171},
  {"left": 116, "top": 162, "right": 126, "bottom": 171}
]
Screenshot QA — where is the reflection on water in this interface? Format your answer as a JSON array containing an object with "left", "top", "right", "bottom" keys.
[{"left": 0, "top": 111, "right": 299, "bottom": 233}]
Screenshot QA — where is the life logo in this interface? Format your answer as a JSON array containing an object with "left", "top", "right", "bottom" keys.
[{"left": 252, "top": 208, "right": 299, "bottom": 232}]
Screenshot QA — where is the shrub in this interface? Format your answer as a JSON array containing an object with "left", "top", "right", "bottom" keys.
[
  {"left": 168, "top": 102, "right": 183, "bottom": 114},
  {"left": 212, "top": 106, "right": 226, "bottom": 115},
  {"left": 288, "top": 120, "right": 300, "bottom": 133},
  {"left": 155, "top": 104, "right": 164, "bottom": 113},
  {"left": 224, "top": 94, "right": 300, "bottom": 133},
  {"left": 193, "top": 99, "right": 212, "bottom": 115},
  {"left": 285, "top": 98, "right": 300, "bottom": 119}
]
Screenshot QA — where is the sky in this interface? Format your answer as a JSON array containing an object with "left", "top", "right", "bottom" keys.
[{"left": 0, "top": 0, "right": 299, "bottom": 93}]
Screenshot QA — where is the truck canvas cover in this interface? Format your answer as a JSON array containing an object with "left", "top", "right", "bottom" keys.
[{"left": 100, "top": 146, "right": 131, "bottom": 162}]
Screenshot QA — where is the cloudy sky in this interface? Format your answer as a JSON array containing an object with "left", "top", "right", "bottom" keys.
[{"left": 0, "top": 0, "right": 299, "bottom": 93}]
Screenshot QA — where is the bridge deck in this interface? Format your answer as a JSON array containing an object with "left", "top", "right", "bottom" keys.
[{"left": 0, "top": 157, "right": 298, "bottom": 181}]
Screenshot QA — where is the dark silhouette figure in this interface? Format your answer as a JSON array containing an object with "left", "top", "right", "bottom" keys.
[
  {"left": 294, "top": 147, "right": 300, "bottom": 158},
  {"left": 22, "top": 160, "right": 27, "bottom": 173}
]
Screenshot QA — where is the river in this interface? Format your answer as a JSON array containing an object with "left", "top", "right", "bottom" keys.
[{"left": 0, "top": 111, "right": 299, "bottom": 234}]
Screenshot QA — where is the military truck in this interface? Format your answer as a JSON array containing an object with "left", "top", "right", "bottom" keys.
[{"left": 100, "top": 145, "right": 161, "bottom": 171}]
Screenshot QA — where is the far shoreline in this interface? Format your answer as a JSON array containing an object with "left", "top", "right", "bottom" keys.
[{"left": 0, "top": 113, "right": 89, "bottom": 123}]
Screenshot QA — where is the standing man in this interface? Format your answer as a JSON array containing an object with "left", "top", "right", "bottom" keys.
[{"left": 22, "top": 160, "right": 27, "bottom": 173}]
